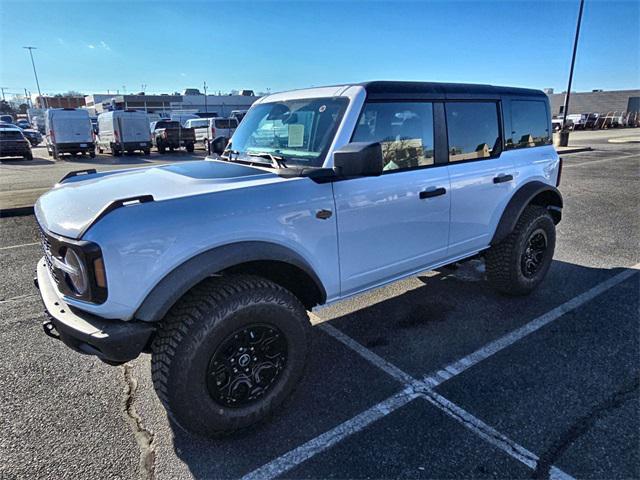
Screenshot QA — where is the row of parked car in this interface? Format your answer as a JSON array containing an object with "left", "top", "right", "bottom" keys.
[
  {"left": 551, "top": 111, "right": 640, "bottom": 131},
  {"left": 0, "top": 109, "right": 242, "bottom": 161}
]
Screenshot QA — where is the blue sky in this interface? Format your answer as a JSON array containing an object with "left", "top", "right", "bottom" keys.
[{"left": 0, "top": 0, "right": 638, "bottom": 97}]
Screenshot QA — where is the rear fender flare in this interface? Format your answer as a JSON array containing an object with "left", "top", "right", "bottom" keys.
[{"left": 491, "top": 181, "right": 563, "bottom": 245}]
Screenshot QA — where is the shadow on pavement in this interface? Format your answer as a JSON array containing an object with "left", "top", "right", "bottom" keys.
[
  {"left": 1, "top": 158, "right": 55, "bottom": 165},
  {"left": 166, "top": 259, "right": 634, "bottom": 479}
]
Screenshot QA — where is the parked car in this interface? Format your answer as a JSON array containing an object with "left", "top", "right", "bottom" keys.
[
  {"left": 45, "top": 108, "right": 95, "bottom": 159},
  {"left": 551, "top": 116, "right": 573, "bottom": 132},
  {"left": 151, "top": 119, "right": 195, "bottom": 153},
  {"left": 33, "top": 81, "right": 562, "bottom": 438},
  {"left": 185, "top": 117, "right": 238, "bottom": 151},
  {"left": 170, "top": 113, "right": 200, "bottom": 126},
  {"left": 230, "top": 109, "right": 248, "bottom": 122},
  {"left": 16, "top": 119, "right": 31, "bottom": 129},
  {"left": 0, "top": 124, "right": 33, "bottom": 160},
  {"left": 97, "top": 110, "right": 152, "bottom": 156},
  {"left": 19, "top": 127, "right": 43, "bottom": 146},
  {"left": 0, "top": 114, "right": 14, "bottom": 124}
]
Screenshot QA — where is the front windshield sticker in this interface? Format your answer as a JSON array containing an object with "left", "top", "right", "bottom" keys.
[{"left": 287, "top": 124, "right": 304, "bottom": 147}]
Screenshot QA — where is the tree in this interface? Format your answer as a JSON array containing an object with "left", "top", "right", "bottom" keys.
[{"left": 0, "top": 100, "right": 14, "bottom": 114}]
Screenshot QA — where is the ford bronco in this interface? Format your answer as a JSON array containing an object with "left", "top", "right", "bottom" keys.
[{"left": 34, "top": 81, "right": 562, "bottom": 437}]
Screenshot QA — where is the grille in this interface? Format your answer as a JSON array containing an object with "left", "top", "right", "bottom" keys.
[{"left": 38, "top": 225, "right": 61, "bottom": 285}]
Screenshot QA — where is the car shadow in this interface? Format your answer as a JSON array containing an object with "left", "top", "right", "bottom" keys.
[
  {"left": 167, "top": 259, "right": 634, "bottom": 479},
  {"left": 1, "top": 158, "right": 55, "bottom": 165}
]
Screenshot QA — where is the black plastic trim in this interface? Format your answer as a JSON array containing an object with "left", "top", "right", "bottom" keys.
[
  {"left": 491, "top": 181, "right": 563, "bottom": 245},
  {"left": 135, "top": 241, "right": 327, "bottom": 322},
  {"left": 36, "top": 258, "right": 153, "bottom": 364},
  {"left": 59, "top": 169, "right": 97, "bottom": 183},
  {"left": 78, "top": 195, "right": 154, "bottom": 238}
]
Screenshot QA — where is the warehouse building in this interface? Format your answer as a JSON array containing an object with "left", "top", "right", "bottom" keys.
[{"left": 546, "top": 89, "right": 640, "bottom": 116}]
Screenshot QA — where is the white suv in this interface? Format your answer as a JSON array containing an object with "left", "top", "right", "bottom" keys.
[{"left": 34, "top": 81, "right": 562, "bottom": 437}]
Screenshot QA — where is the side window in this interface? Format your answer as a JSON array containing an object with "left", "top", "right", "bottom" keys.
[
  {"left": 352, "top": 102, "right": 434, "bottom": 171},
  {"left": 508, "top": 100, "right": 551, "bottom": 149},
  {"left": 445, "top": 102, "right": 500, "bottom": 162}
]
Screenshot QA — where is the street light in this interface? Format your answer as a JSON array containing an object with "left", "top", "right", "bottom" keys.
[
  {"left": 203, "top": 81, "right": 208, "bottom": 113},
  {"left": 23, "top": 47, "right": 45, "bottom": 108},
  {"left": 559, "top": 0, "right": 585, "bottom": 147}
]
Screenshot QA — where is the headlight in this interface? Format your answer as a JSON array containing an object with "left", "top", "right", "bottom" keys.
[{"left": 63, "top": 248, "right": 89, "bottom": 295}]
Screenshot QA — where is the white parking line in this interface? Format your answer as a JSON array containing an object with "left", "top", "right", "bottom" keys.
[
  {"left": 564, "top": 153, "right": 638, "bottom": 168},
  {"left": 0, "top": 242, "right": 39, "bottom": 251},
  {"left": 0, "top": 293, "right": 38, "bottom": 305},
  {"left": 242, "top": 386, "right": 421, "bottom": 480},
  {"left": 246, "top": 264, "right": 639, "bottom": 479}
]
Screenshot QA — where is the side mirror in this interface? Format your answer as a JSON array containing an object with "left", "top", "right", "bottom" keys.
[
  {"left": 333, "top": 142, "right": 383, "bottom": 177},
  {"left": 211, "top": 136, "right": 229, "bottom": 155}
]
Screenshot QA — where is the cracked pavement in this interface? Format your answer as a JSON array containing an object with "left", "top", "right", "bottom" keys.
[{"left": 0, "top": 136, "right": 638, "bottom": 478}]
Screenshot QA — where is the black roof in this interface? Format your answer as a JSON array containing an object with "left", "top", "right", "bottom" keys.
[{"left": 360, "top": 81, "right": 545, "bottom": 98}]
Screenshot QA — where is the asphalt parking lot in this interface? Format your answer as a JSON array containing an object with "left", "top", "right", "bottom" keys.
[{"left": 0, "top": 137, "right": 638, "bottom": 479}]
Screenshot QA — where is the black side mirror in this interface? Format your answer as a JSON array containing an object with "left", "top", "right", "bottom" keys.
[
  {"left": 211, "top": 136, "right": 229, "bottom": 155},
  {"left": 333, "top": 142, "right": 383, "bottom": 177}
]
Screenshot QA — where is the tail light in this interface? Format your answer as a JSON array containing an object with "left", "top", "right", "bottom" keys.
[
  {"left": 114, "top": 130, "right": 119, "bottom": 142},
  {"left": 211, "top": 126, "right": 216, "bottom": 137},
  {"left": 49, "top": 130, "right": 55, "bottom": 143}
]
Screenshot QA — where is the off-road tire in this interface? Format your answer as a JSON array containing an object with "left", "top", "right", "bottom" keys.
[
  {"left": 151, "top": 275, "right": 310, "bottom": 437},
  {"left": 485, "top": 205, "right": 555, "bottom": 296},
  {"left": 157, "top": 142, "right": 166, "bottom": 154}
]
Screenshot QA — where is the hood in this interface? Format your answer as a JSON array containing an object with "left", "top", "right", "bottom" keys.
[{"left": 35, "top": 159, "right": 282, "bottom": 239}]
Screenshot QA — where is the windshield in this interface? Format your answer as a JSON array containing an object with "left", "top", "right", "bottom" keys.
[{"left": 229, "top": 97, "right": 348, "bottom": 167}]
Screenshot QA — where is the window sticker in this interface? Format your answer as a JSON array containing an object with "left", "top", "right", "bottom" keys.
[{"left": 288, "top": 124, "right": 304, "bottom": 147}]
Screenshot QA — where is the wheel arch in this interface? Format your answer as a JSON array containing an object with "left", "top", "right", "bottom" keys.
[
  {"left": 491, "top": 181, "right": 563, "bottom": 246},
  {"left": 135, "top": 241, "right": 327, "bottom": 322}
]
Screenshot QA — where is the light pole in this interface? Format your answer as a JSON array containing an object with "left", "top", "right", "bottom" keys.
[
  {"left": 23, "top": 47, "right": 46, "bottom": 108},
  {"left": 559, "top": 0, "right": 585, "bottom": 147},
  {"left": 203, "top": 81, "right": 208, "bottom": 113}
]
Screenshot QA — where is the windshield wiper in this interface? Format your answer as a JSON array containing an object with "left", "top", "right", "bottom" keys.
[
  {"left": 247, "top": 152, "right": 288, "bottom": 169},
  {"left": 220, "top": 148, "right": 240, "bottom": 162}
]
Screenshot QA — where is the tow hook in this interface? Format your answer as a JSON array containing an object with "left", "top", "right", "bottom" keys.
[{"left": 42, "top": 320, "right": 60, "bottom": 340}]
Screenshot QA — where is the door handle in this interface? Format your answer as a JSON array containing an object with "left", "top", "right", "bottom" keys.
[
  {"left": 493, "top": 174, "right": 513, "bottom": 184},
  {"left": 419, "top": 187, "right": 447, "bottom": 199}
]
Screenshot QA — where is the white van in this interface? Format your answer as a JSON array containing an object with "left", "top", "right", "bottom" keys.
[
  {"left": 97, "top": 110, "right": 152, "bottom": 156},
  {"left": 170, "top": 113, "right": 200, "bottom": 126},
  {"left": 185, "top": 117, "right": 238, "bottom": 151},
  {"left": 45, "top": 108, "right": 95, "bottom": 159}
]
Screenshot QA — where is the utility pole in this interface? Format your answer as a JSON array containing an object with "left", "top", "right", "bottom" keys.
[
  {"left": 559, "top": 0, "right": 585, "bottom": 147},
  {"left": 0, "top": 87, "right": 6, "bottom": 101},
  {"left": 23, "top": 47, "right": 46, "bottom": 109},
  {"left": 24, "top": 88, "right": 32, "bottom": 108},
  {"left": 203, "top": 81, "right": 208, "bottom": 113}
]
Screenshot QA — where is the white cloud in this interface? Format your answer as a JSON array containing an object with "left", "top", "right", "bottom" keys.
[
  {"left": 180, "top": 73, "right": 187, "bottom": 77},
  {"left": 100, "top": 41, "right": 111, "bottom": 51},
  {"left": 88, "top": 44, "right": 95, "bottom": 49}
]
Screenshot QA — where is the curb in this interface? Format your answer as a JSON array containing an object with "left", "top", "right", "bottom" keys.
[
  {"left": 0, "top": 206, "right": 35, "bottom": 218},
  {"left": 555, "top": 146, "right": 592, "bottom": 154}
]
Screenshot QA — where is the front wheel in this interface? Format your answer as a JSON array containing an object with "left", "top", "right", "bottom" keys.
[
  {"left": 151, "top": 275, "right": 310, "bottom": 437},
  {"left": 485, "top": 205, "right": 556, "bottom": 296}
]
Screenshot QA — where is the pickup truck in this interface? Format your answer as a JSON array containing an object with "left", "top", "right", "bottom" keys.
[{"left": 151, "top": 120, "right": 196, "bottom": 153}]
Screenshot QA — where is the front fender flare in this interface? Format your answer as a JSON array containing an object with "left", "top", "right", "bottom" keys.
[
  {"left": 491, "top": 181, "right": 563, "bottom": 245},
  {"left": 134, "top": 241, "right": 326, "bottom": 322}
]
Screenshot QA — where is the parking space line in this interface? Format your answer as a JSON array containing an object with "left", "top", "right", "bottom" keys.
[
  {"left": 250, "top": 265, "right": 639, "bottom": 479},
  {"left": 564, "top": 153, "right": 638, "bottom": 168},
  {"left": 423, "top": 263, "right": 640, "bottom": 388},
  {"left": 0, "top": 293, "right": 38, "bottom": 305},
  {"left": 0, "top": 242, "right": 39, "bottom": 251},
  {"left": 241, "top": 386, "right": 421, "bottom": 480}
]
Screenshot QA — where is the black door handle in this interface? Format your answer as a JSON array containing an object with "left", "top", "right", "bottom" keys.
[
  {"left": 493, "top": 174, "right": 513, "bottom": 184},
  {"left": 419, "top": 187, "right": 447, "bottom": 199}
]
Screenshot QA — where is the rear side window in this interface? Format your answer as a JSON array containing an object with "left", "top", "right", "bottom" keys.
[
  {"left": 214, "top": 119, "right": 238, "bottom": 129},
  {"left": 0, "top": 130, "right": 24, "bottom": 140},
  {"left": 352, "top": 102, "right": 435, "bottom": 171},
  {"left": 445, "top": 102, "right": 500, "bottom": 162},
  {"left": 508, "top": 100, "right": 551, "bottom": 149}
]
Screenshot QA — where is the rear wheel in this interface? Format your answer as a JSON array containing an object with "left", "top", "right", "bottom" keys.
[
  {"left": 89, "top": 150, "right": 96, "bottom": 158},
  {"left": 157, "top": 142, "right": 166, "bottom": 154},
  {"left": 186, "top": 143, "right": 194, "bottom": 153},
  {"left": 52, "top": 147, "right": 59, "bottom": 160},
  {"left": 143, "top": 148, "right": 151, "bottom": 156},
  {"left": 151, "top": 275, "right": 310, "bottom": 437},
  {"left": 485, "top": 205, "right": 555, "bottom": 295},
  {"left": 23, "top": 152, "right": 33, "bottom": 160}
]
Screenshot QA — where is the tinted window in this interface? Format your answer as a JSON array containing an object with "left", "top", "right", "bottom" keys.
[
  {"left": 0, "top": 130, "right": 24, "bottom": 139},
  {"left": 352, "top": 102, "right": 434, "bottom": 171},
  {"left": 446, "top": 102, "right": 500, "bottom": 162},
  {"left": 214, "top": 119, "right": 238, "bottom": 129},
  {"left": 508, "top": 100, "right": 551, "bottom": 149}
]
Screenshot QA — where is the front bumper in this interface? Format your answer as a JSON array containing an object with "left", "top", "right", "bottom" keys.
[{"left": 35, "top": 258, "right": 154, "bottom": 364}]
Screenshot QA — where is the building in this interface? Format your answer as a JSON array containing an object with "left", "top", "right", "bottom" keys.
[
  {"left": 34, "top": 95, "right": 85, "bottom": 109},
  {"left": 179, "top": 94, "right": 259, "bottom": 117},
  {"left": 547, "top": 89, "right": 640, "bottom": 116}
]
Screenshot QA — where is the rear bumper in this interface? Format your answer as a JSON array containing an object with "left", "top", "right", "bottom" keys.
[
  {"left": 53, "top": 142, "right": 95, "bottom": 153},
  {"left": 121, "top": 141, "right": 150, "bottom": 150},
  {"left": 0, "top": 144, "right": 31, "bottom": 156},
  {"left": 35, "top": 258, "right": 154, "bottom": 364}
]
